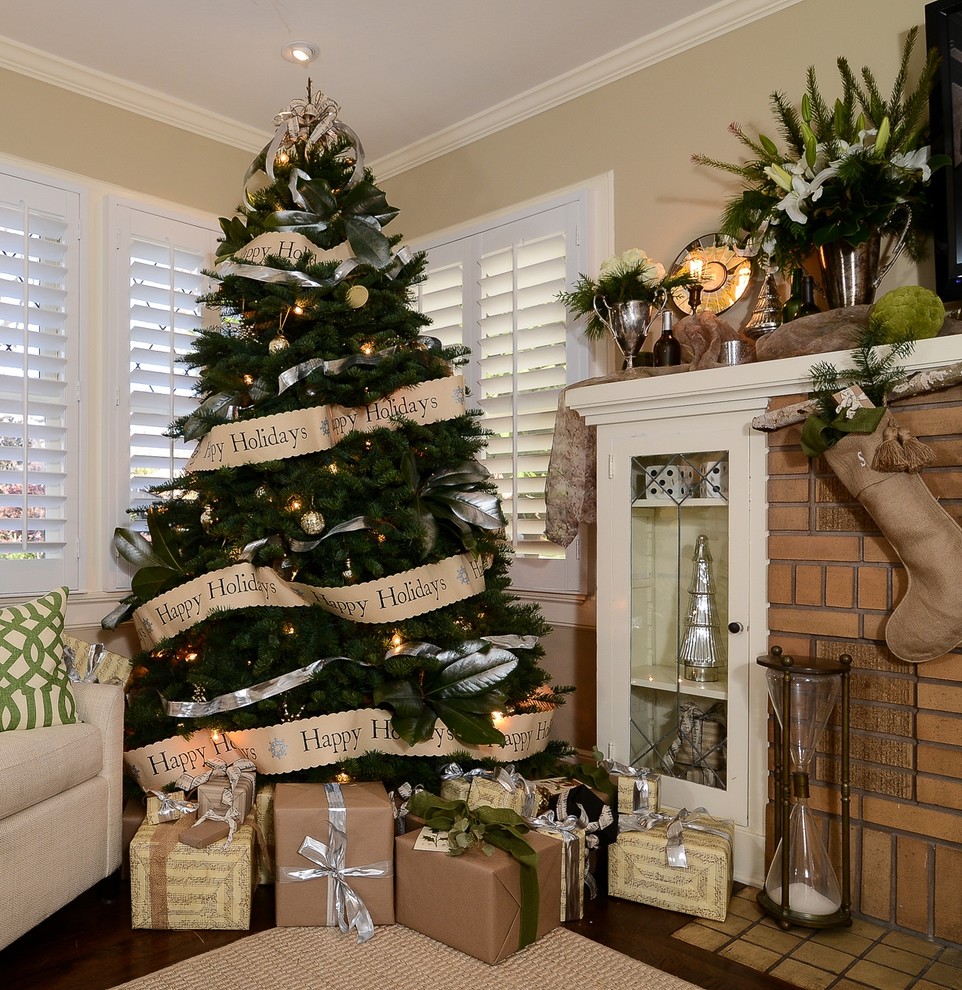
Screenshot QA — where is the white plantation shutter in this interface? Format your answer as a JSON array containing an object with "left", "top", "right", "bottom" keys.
[
  {"left": 478, "top": 220, "right": 570, "bottom": 557},
  {"left": 0, "top": 173, "right": 81, "bottom": 594},
  {"left": 107, "top": 200, "right": 218, "bottom": 589},
  {"left": 414, "top": 192, "right": 592, "bottom": 593}
]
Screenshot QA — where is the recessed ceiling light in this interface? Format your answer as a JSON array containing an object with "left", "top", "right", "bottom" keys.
[{"left": 282, "top": 42, "right": 318, "bottom": 64}]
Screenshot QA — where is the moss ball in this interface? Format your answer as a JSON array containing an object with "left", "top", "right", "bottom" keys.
[{"left": 869, "top": 286, "right": 945, "bottom": 343}]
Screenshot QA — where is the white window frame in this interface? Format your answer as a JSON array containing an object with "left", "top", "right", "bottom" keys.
[
  {"left": 408, "top": 175, "right": 612, "bottom": 610},
  {"left": 104, "top": 197, "right": 219, "bottom": 592},
  {"left": 0, "top": 162, "right": 84, "bottom": 597}
]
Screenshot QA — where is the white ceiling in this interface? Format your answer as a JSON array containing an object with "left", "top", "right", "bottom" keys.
[{"left": 0, "top": 0, "right": 790, "bottom": 174}]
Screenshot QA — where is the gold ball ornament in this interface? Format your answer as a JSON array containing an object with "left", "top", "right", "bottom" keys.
[
  {"left": 269, "top": 335, "right": 290, "bottom": 353},
  {"left": 300, "top": 510, "right": 325, "bottom": 535},
  {"left": 346, "top": 285, "right": 369, "bottom": 309}
]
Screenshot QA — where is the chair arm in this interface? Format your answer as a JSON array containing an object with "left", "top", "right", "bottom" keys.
[{"left": 71, "top": 681, "right": 125, "bottom": 870}]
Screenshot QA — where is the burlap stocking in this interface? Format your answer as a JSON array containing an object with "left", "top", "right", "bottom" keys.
[{"left": 824, "top": 412, "right": 962, "bottom": 663}]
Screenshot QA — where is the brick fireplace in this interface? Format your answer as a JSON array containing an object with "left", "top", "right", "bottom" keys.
[{"left": 766, "top": 383, "right": 962, "bottom": 945}]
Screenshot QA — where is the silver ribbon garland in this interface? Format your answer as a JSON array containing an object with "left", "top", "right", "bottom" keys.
[
  {"left": 164, "top": 657, "right": 357, "bottom": 718},
  {"left": 162, "top": 635, "right": 535, "bottom": 718},
  {"left": 214, "top": 244, "right": 412, "bottom": 296},
  {"left": 602, "top": 758, "right": 658, "bottom": 813},
  {"left": 618, "top": 806, "right": 732, "bottom": 869},
  {"left": 277, "top": 331, "right": 441, "bottom": 396},
  {"left": 279, "top": 783, "right": 392, "bottom": 943},
  {"left": 145, "top": 789, "right": 198, "bottom": 823}
]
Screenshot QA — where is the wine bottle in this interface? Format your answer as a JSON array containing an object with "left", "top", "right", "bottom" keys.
[
  {"left": 782, "top": 269, "right": 804, "bottom": 323},
  {"left": 653, "top": 310, "right": 681, "bottom": 367},
  {"left": 798, "top": 274, "right": 820, "bottom": 317}
]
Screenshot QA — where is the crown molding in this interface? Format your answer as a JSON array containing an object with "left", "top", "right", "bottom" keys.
[
  {"left": 371, "top": 0, "right": 803, "bottom": 178},
  {"left": 0, "top": 35, "right": 268, "bottom": 153},
  {"left": 0, "top": 0, "right": 801, "bottom": 172}
]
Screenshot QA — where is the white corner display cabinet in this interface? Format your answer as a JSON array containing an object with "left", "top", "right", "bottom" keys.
[{"left": 566, "top": 335, "right": 962, "bottom": 886}]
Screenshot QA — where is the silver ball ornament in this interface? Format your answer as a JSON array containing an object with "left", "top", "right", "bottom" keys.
[{"left": 269, "top": 335, "right": 290, "bottom": 353}]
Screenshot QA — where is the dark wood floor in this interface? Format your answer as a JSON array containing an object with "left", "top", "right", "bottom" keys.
[{"left": 0, "top": 877, "right": 801, "bottom": 990}]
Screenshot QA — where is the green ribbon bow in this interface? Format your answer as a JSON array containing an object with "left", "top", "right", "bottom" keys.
[
  {"left": 407, "top": 791, "right": 541, "bottom": 950},
  {"left": 800, "top": 405, "right": 885, "bottom": 458}
]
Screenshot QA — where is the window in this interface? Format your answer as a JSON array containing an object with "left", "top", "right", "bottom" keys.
[
  {"left": 0, "top": 168, "right": 82, "bottom": 595},
  {"left": 106, "top": 199, "right": 219, "bottom": 590},
  {"left": 411, "top": 180, "right": 609, "bottom": 595}
]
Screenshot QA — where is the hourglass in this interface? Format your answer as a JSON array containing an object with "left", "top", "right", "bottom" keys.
[{"left": 756, "top": 646, "right": 851, "bottom": 929}]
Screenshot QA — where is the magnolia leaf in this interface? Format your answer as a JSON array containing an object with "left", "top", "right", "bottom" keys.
[
  {"left": 400, "top": 450, "right": 421, "bottom": 489},
  {"left": 438, "top": 688, "right": 508, "bottom": 715},
  {"left": 344, "top": 215, "right": 393, "bottom": 268},
  {"left": 431, "top": 491, "right": 504, "bottom": 530},
  {"left": 112, "top": 527, "right": 170, "bottom": 571},
  {"left": 372, "top": 680, "right": 437, "bottom": 744},
  {"left": 340, "top": 179, "right": 399, "bottom": 227},
  {"left": 296, "top": 178, "right": 338, "bottom": 218},
  {"left": 145, "top": 509, "right": 186, "bottom": 571},
  {"left": 131, "top": 564, "right": 183, "bottom": 603},
  {"left": 101, "top": 600, "right": 135, "bottom": 630},
  {"left": 432, "top": 642, "right": 517, "bottom": 699},
  {"left": 431, "top": 701, "right": 505, "bottom": 745}
]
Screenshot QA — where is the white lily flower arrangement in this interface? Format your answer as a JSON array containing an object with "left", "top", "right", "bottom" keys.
[{"left": 693, "top": 27, "right": 946, "bottom": 273}]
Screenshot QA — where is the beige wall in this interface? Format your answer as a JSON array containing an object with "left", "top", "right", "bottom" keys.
[
  {"left": 382, "top": 0, "right": 931, "bottom": 299},
  {"left": 0, "top": 67, "right": 251, "bottom": 214}
]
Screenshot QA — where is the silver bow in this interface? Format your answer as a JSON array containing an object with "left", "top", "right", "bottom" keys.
[
  {"left": 618, "top": 806, "right": 731, "bottom": 869},
  {"left": 602, "top": 758, "right": 658, "bottom": 813},
  {"left": 388, "top": 781, "right": 423, "bottom": 836},
  {"left": 175, "top": 757, "right": 255, "bottom": 846},
  {"left": 145, "top": 789, "right": 197, "bottom": 823},
  {"left": 279, "top": 784, "right": 391, "bottom": 943}
]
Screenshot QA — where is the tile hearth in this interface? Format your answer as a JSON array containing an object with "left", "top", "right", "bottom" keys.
[{"left": 672, "top": 889, "right": 962, "bottom": 990}]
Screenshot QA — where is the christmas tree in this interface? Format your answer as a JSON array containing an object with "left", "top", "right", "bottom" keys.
[{"left": 108, "top": 87, "right": 569, "bottom": 791}]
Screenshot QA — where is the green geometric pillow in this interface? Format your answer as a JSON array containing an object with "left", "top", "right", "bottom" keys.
[{"left": 0, "top": 587, "right": 75, "bottom": 731}]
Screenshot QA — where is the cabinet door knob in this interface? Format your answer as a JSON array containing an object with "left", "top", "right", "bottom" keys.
[{"left": 728, "top": 621, "right": 744, "bottom": 633}]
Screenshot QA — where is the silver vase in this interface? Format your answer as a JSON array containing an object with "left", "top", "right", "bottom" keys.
[
  {"left": 592, "top": 298, "right": 658, "bottom": 369},
  {"left": 816, "top": 207, "right": 911, "bottom": 309}
]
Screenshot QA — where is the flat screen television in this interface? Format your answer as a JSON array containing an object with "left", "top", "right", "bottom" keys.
[{"left": 926, "top": 0, "right": 962, "bottom": 301}]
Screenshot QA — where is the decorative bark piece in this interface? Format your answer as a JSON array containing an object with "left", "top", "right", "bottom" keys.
[{"left": 754, "top": 306, "right": 869, "bottom": 362}]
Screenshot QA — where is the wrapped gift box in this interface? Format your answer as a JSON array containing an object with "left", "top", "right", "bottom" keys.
[
  {"left": 608, "top": 810, "right": 734, "bottom": 921},
  {"left": 254, "top": 782, "right": 275, "bottom": 884},
  {"left": 615, "top": 772, "right": 660, "bottom": 816},
  {"left": 529, "top": 815, "right": 587, "bottom": 921},
  {"left": 395, "top": 826, "right": 562, "bottom": 964},
  {"left": 129, "top": 812, "right": 257, "bottom": 929},
  {"left": 274, "top": 781, "right": 394, "bottom": 929},
  {"left": 463, "top": 775, "right": 534, "bottom": 816},
  {"left": 122, "top": 796, "right": 146, "bottom": 880},
  {"left": 146, "top": 789, "right": 195, "bottom": 826},
  {"left": 555, "top": 783, "right": 617, "bottom": 896}
]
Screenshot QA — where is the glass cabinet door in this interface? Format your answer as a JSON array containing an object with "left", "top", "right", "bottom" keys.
[{"left": 629, "top": 450, "right": 730, "bottom": 791}]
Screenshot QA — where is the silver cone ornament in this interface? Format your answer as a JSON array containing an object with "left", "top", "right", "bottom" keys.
[
  {"left": 743, "top": 271, "right": 783, "bottom": 340},
  {"left": 679, "top": 534, "right": 725, "bottom": 682}
]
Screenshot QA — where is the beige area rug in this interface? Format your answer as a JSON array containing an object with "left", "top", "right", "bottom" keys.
[{"left": 109, "top": 925, "right": 700, "bottom": 990}]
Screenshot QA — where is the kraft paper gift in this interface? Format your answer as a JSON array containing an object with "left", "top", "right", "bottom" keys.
[
  {"left": 274, "top": 781, "right": 394, "bottom": 935},
  {"left": 129, "top": 812, "right": 257, "bottom": 930},
  {"left": 608, "top": 809, "right": 734, "bottom": 921},
  {"left": 395, "top": 826, "right": 562, "bottom": 964}
]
